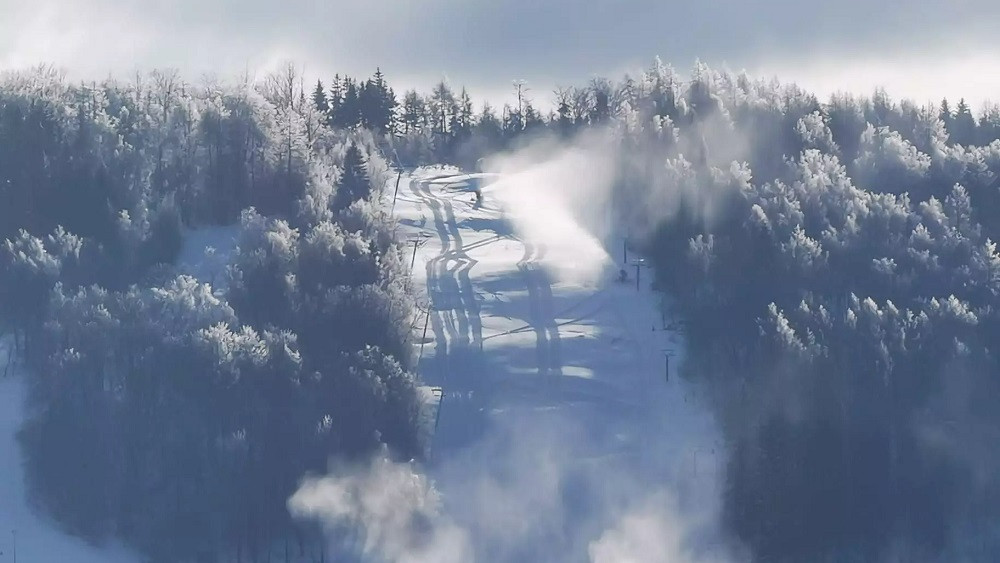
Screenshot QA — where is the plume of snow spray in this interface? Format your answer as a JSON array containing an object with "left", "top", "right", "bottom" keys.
[
  {"left": 289, "top": 414, "right": 735, "bottom": 562},
  {"left": 480, "top": 130, "right": 619, "bottom": 286},
  {"left": 589, "top": 491, "right": 730, "bottom": 563},
  {"left": 287, "top": 444, "right": 472, "bottom": 563}
]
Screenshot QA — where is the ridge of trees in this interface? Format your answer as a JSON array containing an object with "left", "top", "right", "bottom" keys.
[{"left": 303, "top": 64, "right": 1000, "bottom": 172}]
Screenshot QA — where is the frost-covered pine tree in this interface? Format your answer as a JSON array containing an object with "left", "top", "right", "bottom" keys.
[{"left": 333, "top": 143, "right": 370, "bottom": 212}]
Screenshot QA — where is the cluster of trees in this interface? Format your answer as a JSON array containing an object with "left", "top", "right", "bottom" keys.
[
  {"left": 563, "top": 60, "right": 1000, "bottom": 560},
  {"left": 939, "top": 97, "right": 998, "bottom": 147},
  {"left": 308, "top": 69, "right": 647, "bottom": 167},
  {"left": 312, "top": 70, "right": 397, "bottom": 135},
  {"left": 0, "top": 65, "right": 422, "bottom": 562},
  {"left": 307, "top": 62, "right": 1000, "bottom": 178},
  {"left": 384, "top": 75, "right": 650, "bottom": 167}
]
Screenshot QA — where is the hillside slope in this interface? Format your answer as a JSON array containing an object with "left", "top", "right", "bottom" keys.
[{"left": 392, "top": 168, "right": 729, "bottom": 561}]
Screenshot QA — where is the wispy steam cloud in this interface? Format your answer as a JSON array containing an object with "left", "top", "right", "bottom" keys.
[
  {"left": 588, "top": 491, "right": 730, "bottom": 563},
  {"left": 482, "top": 130, "right": 619, "bottom": 286},
  {"left": 290, "top": 413, "right": 733, "bottom": 563},
  {"left": 288, "top": 444, "right": 473, "bottom": 563}
]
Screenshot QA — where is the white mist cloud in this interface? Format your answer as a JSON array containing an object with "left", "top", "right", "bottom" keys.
[
  {"left": 480, "top": 131, "right": 620, "bottom": 286},
  {"left": 588, "top": 491, "right": 728, "bottom": 563},
  {"left": 289, "top": 413, "right": 734, "bottom": 563},
  {"left": 287, "top": 444, "right": 473, "bottom": 563},
  {"left": 475, "top": 117, "right": 749, "bottom": 255},
  {"left": 429, "top": 411, "right": 734, "bottom": 563}
]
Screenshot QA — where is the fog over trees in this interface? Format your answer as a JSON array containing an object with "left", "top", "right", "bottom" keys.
[{"left": 3, "top": 58, "right": 1000, "bottom": 562}]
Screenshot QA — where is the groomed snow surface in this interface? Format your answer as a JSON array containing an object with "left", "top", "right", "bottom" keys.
[{"left": 386, "top": 167, "right": 730, "bottom": 562}]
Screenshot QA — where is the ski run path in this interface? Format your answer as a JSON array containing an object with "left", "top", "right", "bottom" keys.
[{"left": 396, "top": 167, "right": 726, "bottom": 556}]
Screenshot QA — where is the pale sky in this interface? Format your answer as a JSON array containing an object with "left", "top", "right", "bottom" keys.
[{"left": 1, "top": 0, "right": 998, "bottom": 111}]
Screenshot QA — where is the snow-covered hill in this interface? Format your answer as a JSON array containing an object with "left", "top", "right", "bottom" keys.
[{"left": 390, "top": 167, "right": 730, "bottom": 561}]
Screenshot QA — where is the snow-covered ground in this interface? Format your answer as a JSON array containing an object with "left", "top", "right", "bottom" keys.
[
  {"left": 391, "top": 167, "right": 730, "bottom": 561},
  {"left": 0, "top": 337, "right": 137, "bottom": 563}
]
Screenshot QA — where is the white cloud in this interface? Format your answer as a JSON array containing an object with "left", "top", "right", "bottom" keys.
[
  {"left": 751, "top": 49, "right": 1000, "bottom": 111},
  {"left": 588, "top": 491, "right": 729, "bottom": 563},
  {"left": 288, "top": 446, "right": 474, "bottom": 563},
  {"left": 2, "top": 0, "right": 997, "bottom": 112}
]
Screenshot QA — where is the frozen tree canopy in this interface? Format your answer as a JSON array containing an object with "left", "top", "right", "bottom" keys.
[
  {"left": 2, "top": 57, "right": 1000, "bottom": 562},
  {"left": 0, "top": 65, "right": 421, "bottom": 562}
]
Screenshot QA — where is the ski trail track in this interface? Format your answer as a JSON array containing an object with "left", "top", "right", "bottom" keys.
[{"left": 397, "top": 168, "right": 721, "bottom": 467}]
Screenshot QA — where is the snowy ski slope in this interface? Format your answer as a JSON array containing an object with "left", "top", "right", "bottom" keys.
[{"left": 393, "top": 167, "right": 727, "bottom": 557}]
